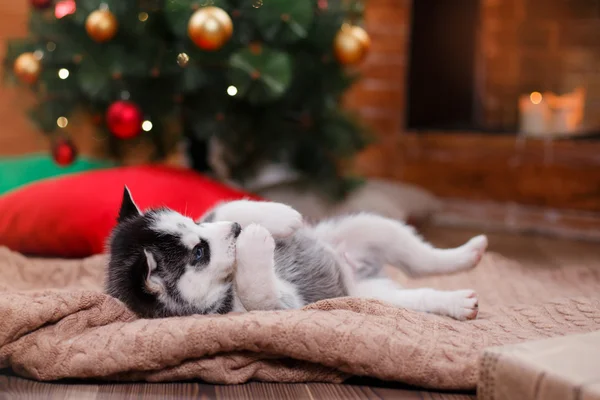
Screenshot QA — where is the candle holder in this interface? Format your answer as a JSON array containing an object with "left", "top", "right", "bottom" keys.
[{"left": 519, "top": 87, "right": 586, "bottom": 138}]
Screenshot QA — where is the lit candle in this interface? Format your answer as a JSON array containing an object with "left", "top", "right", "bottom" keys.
[{"left": 519, "top": 91, "right": 550, "bottom": 136}]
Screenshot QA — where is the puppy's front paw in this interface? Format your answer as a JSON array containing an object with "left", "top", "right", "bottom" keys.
[
  {"left": 443, "top": 290, "right": 479, "bottom": 321},
  {"left": 257, "top": 203, "right": 303, "bottom": 238},
  {"left": 236, "top": 224, "right": 275, "bottom": 262}
]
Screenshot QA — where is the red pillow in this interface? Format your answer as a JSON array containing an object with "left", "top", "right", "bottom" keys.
[{"left": 0, "top": 165, "right": 260, "bottom": 258}]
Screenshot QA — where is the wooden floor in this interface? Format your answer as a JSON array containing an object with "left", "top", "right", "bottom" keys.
[
  {"left": 0, "top": 374, "right": 475, "bottom": 399},
  {"left": 2, "top": 226, "right": 599, "bottom": 399}
]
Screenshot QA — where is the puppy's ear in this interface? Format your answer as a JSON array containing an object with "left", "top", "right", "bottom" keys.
[
  {"left": 143, "top": 249, "right": 163, "bottom": 294},
  {"left": 118, "top": 186, "right": 141, "bottom": 223}
]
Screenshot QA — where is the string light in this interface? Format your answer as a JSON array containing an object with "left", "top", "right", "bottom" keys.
[
  {"left": 253, "top": 0, "right": 263, "bottom": 8},
  {"left": 58, "top": 68, "right": 70, "bottom": 79},
  {"left": 46, "top": 42, "right": 56, "bottom": 52},
  {"left": 33, "top": 50, "right": 44, "bottom": 60},
  {"left": 57, "top": 117, "right": 68, "bottom": 128},
  {"left": 142, "top": 120, "right": 153, "bottom": 131},
  {"left": 138, "top": 12, "right": 148, "bottom": 21},
  {"left": 177, "top": 52, "right": 190, "bottom": 67},
  {"left": 227, "top": 85, "right": 238, "bottom": 96},
  {"left": 99, "top": 3, "right": 109, "bottom": 11}
]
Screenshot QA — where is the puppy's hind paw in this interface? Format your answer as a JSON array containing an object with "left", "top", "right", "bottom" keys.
[
  {"left": 453, "top": 235, "right": 488, "bottom": 271},
  {"left": 444, "top": 290, "right": 479, "bottom": 321},
  {"left": 466, "top": 235, "right": 488, "bottom": 267}
]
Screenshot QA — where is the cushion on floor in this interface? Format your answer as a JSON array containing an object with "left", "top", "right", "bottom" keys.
[{"left": 0, "top": 165, "right": 259, "bottom": 257}]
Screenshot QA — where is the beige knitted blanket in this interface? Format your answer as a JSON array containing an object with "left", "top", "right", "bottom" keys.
[{"left": 1, "top": 246, "right": 599, "bottom": 390}]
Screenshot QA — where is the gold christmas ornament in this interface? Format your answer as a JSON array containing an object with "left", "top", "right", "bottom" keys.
[
  {"left": 13, "top": 52, "right": 42, "bottom": 84},
  {"left": 188, "top": 6, "right": 233, "bottom": 51},
  {"left": 85, "top": 9, "right": 118, "bottom": 43},
  {"left": 334, "top": 24, "right": 370, "bottom": 65}
]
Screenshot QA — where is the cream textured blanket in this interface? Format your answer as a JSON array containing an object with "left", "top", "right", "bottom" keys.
[{"left": 1, "top": 246, "right": 599, "bottom": 390}]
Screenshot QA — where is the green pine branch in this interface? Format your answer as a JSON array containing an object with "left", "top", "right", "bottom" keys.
[{"left": 4, "top": 0, "right": 370, "bottom": 199}]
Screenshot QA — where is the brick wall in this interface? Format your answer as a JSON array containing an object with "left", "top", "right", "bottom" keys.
[
  {"left": 344, "top": 0, "right": 412, "bottom": 176},
  {"left": 0, "top": 1, "right": 48, "bottom": 156},
  {"left": 479, "top": 0, "right": 600, "bottom": 130}
]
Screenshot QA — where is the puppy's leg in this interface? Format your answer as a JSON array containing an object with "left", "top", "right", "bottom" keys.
[
  {"left": 235, "top": 224, "right": 302, "bottom": 311},
  {"left": 353, "top": 278, "right": 479, "bottom": 320},
  {"left": 199, "top": 200, "right": 302, "bottom": 238},
  {"left": 316, "top": 213, "right": 487, "bottom": 277}
]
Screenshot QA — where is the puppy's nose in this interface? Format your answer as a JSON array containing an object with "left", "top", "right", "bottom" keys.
[{"left": 231, "top": 222, "right": 242, "bottom": 239}]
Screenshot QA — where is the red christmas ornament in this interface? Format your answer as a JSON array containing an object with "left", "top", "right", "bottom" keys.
[
  {"left": 52, "top": 139, "right": 77, "bottom": 166},
  {"left": 31, "top": 0, "right": 52, "bottom": 9},
  {"left": 106, "top": 100, "right": 143, "bottom": 139}
]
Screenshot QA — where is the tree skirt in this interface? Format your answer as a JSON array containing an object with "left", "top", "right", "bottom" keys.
[{"left": 0, "top": 154, "right": 114, "bottom": 195}]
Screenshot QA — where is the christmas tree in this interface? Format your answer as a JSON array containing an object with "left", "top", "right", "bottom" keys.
[{"left": 4, "top": 0, "right": 371, "bottom": 198}]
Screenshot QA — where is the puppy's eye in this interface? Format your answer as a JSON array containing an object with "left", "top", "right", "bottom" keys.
[
  {"left": 191, "top": 240, "right": 210, "bottom": 267},
  {"left": 192, "top": 241, "right": 207, "bottom": 265},
  {"left": 193, "top": 245, "right": 204, "bottom": 263}
]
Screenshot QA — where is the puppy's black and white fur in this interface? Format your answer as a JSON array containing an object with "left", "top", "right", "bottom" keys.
[{"left": 106, "top": 187, "right": 488, "bottom": 320}]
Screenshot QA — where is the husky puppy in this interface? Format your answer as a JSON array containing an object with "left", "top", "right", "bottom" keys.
[{"left": 106, "top": 187, "right": 487, "bottom": 320}]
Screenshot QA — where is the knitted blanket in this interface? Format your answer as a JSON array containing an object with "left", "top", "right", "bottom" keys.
[{"left": 1, "top": 246, "right": 599, "bottom": 389}]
